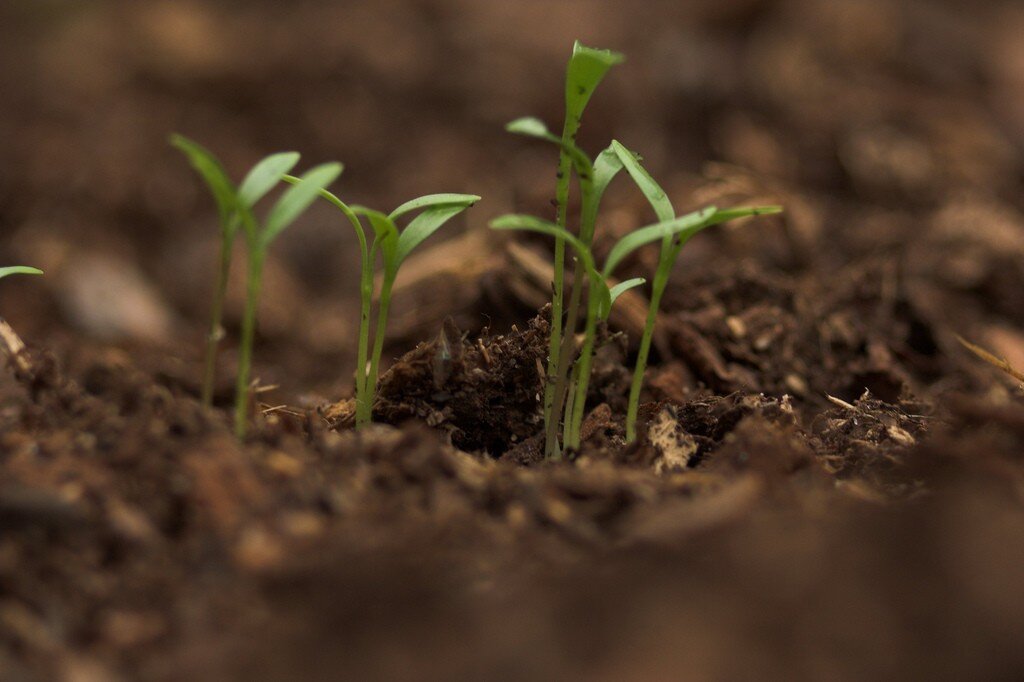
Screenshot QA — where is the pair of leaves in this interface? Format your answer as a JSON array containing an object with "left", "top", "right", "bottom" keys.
[
  {"left": 171, "top": 134, "right": 343, "bottom": 249},
  {"left": 287, "top": 183, "right": 480, "bottom": 279},
  {"left": 355, "top": 195, "right": 480, "bottom": 278}
]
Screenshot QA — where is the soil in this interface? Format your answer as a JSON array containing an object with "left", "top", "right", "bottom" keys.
[{"left": 2, "top": 0, "right": 1024, "bottom": 680}]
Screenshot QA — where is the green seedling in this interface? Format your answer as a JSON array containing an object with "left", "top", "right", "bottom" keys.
[
  {"left": 492, "top": 205, "right": 719, "bottom": 450},
  {"left": 607, "top": 141, "right": 781, "bottom": 442},
  {"left": 0, "top": 267, "right": 43, "bottom": 280},
  {"left": 171, "top": 134, "right": 342, "bottom": 437},
  {"left": 495, "top": 42, "right": 781, "bottom": 456},
  {"left": 288, "top": 178, "right": 478, "bottom": 428},
  {"left": 505, "top": 41, "right": 624, "bottom": 459}
]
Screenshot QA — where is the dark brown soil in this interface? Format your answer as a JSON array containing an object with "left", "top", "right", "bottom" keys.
[{"left": 2, "top": 1, "right": 1024, "bottom": 680}]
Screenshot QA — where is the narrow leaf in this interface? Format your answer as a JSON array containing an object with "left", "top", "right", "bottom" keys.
[
  {"left": 592, "top": 144, "right": 626, "bottom": 202},
  {"left": 600, "top": 277, "right": 645, "bottom": 319},
  {"left": 603, "top": 206, "right": 717, "bottom": 276},
  {"left": 565, "top": 42, "right": 624, "bottom": 124},
  {"left": 609, "top": 277, "right": 645, "bottom": 305},
  {"left": 396, "top": 201, "right": 477, "bottom": 264},
  {"left": 238, "top": 152, "right": 303, "bottom": 208},
  {"left": 354, "top": 207, "right": 400, "bottom": 271},
  {"left": 0, "top": 266, "right": 43, "bottom": 280},
  {"left": 610, "top": 140, "right": 674, "bottom": 222},
  {"left": 506, "top": 117, "right": 592, "bottom": 176},
  {"left": 283, "top": 175, "right": 370, "bottom": 259},
  {"left": 169, "top": 134, "right": 237, "bottom": 226},
  {"left": 389, "top": 193, "right": 479, "bottom": 221},
  {"left": 702, "top": 205, "right": 783, "bottom": 226},
  {"left": 262, "top": 162, "right": 343, "bottom": 246}
]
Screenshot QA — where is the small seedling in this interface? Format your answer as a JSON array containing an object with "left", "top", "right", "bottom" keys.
[
  {"left": 171, "top": 135, "right": 342, "bottom": 437},
  {"left": 0, "top": 267, "right": 43, "bottom": 281},
  {"left": 494, "top": 42, "right": 781, "bottom": 456},
  {"left": 289, "top": 178, "right": 479, "bottom": 428}
]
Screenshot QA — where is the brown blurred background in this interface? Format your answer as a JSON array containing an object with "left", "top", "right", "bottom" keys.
[{"left": 1, "top": 0, "right": 1023, "bottom": 401}]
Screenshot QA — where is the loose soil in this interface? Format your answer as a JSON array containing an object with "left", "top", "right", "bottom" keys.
[{"left": 2, "top": 0, "right": 1024, "bottom": 680}]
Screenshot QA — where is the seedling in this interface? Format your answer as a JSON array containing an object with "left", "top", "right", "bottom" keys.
[
  {"left": 0, "top": 267, "right": 43, "bottom": 280},
  {"left": 171, "top": 135, "right": 342, "bottom": 437},
  {"left": 288, "top": 179, "right": 479, "bottom": 428},
  {"left": 493, "top": 42, "right": 781, "bottom": 456}
]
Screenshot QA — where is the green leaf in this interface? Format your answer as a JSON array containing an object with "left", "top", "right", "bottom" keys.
[
  {"left": 702, "top": 205, "right": 783, "bottom": 227},
  {"left": 388, "top": 193, "right": 479, "bottom": 221},
  {"left": 0, "top": 266, "right": 43, "bottom": 280},
  {"left": 169, "top": 134, "right": 237, "bottom": 226},
  {"left": 261, "top": 162, "right": 343, "bottom": 247},
  {"left": 490, "top": 214, "right": 607, "bottom": 305},
  {"left": 603, "top": 206, "right": 717, "bottom": 277},
  {"left": 283, "top": 175, "right": 370, "bottom": 260},
  {"left": 565, "top": 41, "right": 624, "bottom": 125},
  {"left": 600, "top": 277, "right": 645, "bottom": 319},
  {"left": 354, "top": 207, "right": 400, "bottom": 272},
  {"left": 592, "top": 144, "right": 626, "bottom": 202},
  {"left": 610, "top": 140, "right": 674, "bottom": 222},
  {"left": 396, "top": 201, "right": 477, "bottom": 264},
  {"left": 609, "top": 278, "right": 645, "bottom": 305},
  {"left": 238, "top": 152, "right": 303, "bottom": 209},
  {"left": 506, "top": 117, "right": 592, "bottom": 176}
]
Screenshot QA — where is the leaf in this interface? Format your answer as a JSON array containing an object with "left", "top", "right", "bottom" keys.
[
  {"left": 702, "top": 205, "right": 783, "bottom": 226},
  {"left": 609, "top": 277, "right": 645, "bottom": 305},
  {"left": 396, "top": 201, "right": 476, "bottom": 264},
  {"left": 505, "top": 117, "right": 592, "bottom": 176},
  {"left": 283, "top": 175, "right": 370, "bottom": 259},
  {"left": 591, "top": 144, "right": 626, "bottom": 202},
  {"left": 599, "top": 277, "right": 645, "bottom": 319},
  {"left": 388, "top": 193, "right": 479, "bottom": 221},
  {"left": 238, "top": 152, "right": 303, "bottom": 209},
  {"left": 0, "top": 264, "right": 43, "bottom": 278},
  {"left": 169, "top": 134, "right": 237, "bottom": 226},
  {"left": 490, "top": 214, "right": 609, "bottom": 313},
  {"left": 610, "top": 140, "right": 674, "bottom": 222},
  {"left": 261, "top": 162, "right": 343, "bottom": 247},
  {"left": 354, "top": 207, "right": 400, "bottom": 272},
  {"left": 565, "top": 41, "right": 624, "bottom": 125},
  {"left": 602, "top": 206, "right": 717, "bottom": 276}
]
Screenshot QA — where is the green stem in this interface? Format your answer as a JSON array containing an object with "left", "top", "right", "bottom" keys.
[
  {"left": 542, "top": 120, "right": 576, "bottom": 460},
  {"left": 202, "top": 233, "right": 233, "bottom": 406},
  {"left": 547, "top": 180, "right": 596, "bottom": 457},
  {"left": 364, "top": 273, "right": 395, "bottom": 420},
  {"left": 625, "top": 247, "right": 672, "bottom": 442},
  {"left": 353, "top": 256, "right": 374, "bottom": 427},
  {"left": 566, "top": 282, "right": 600, "bottom": 450},
  {"left": 234, "top": 249, "right": 264, "bottom": 439}
]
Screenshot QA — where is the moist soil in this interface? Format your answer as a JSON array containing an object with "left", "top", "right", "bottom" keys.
[{"left": 3, "top": 1, "right": 1024, "bottom": 680}]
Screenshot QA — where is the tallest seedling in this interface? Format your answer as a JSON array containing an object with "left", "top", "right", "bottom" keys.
[{"left": 541, "top": 42, "right": 624, "bottom": 459}]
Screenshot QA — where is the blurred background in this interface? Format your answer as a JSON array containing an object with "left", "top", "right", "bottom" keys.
[{"left": 1, "top": 0, "right": 1023, "bottom": 403}]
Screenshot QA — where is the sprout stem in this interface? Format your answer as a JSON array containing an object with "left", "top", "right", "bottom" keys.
[
  {"left": 625, "top": 251, "right": 671, "bottom": 442},
  {"left": 543, "top": 118, "right": 576, "bottom": 460},
  {"left": 234, "top": 250, "right": 263, "bottom": 439},
  {"left": 202, "top": 234, "right": 233, "bottom": 406},
  {"left": 353, "top": 255, "right": 375, "bottom": 427},
  {"left": 364, "top": 274, "right": 395, "bottom": 417}
]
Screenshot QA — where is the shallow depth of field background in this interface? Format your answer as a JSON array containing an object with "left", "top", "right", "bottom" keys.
[{"left": 1, "top": 0, "right": 1023, "bottom": 399}]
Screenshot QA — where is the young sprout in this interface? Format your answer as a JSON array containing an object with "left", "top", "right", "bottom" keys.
[
  {"left": 0, "top": 267, "right": 43, "bottom": 281},
  {"left": 491, "top": 205, "right": 719, "bottom": 450},
  {"left": 171, "top": 134, "right": 342, "bottom": 437},
  {"left": 287, "top": 179, "right": 479, "bottom": 428},
  {"left": 607, "top": 140, "right": 781, "bottom": 442},
  {"left": 506, "top": 41, "right": 624, "bottom": 459}
]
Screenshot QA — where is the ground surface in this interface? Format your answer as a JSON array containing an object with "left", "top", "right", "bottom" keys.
[{"left": 2, "top": 0, "right": 1024, "bottom": 680}]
